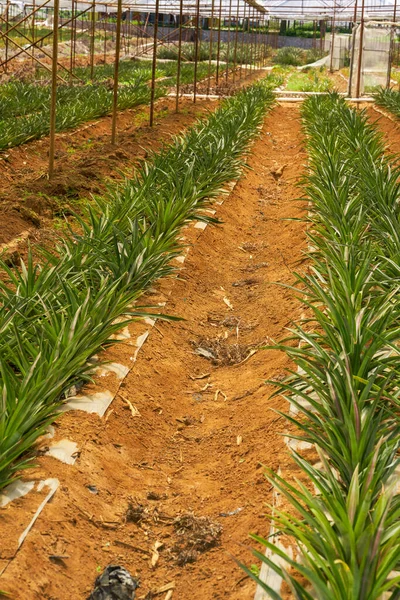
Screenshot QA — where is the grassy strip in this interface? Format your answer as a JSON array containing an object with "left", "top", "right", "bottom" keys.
[
  {"left": 243, "top": 94, "right": 400, "bottom": 598},
  {"left": 0, "top": 78, "right": 276, "bottom": 490},
  {"left": 285, "top": 68, "right": 332, "bottom": 92}
]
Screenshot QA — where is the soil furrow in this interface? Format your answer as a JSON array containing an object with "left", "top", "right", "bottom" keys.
[{"left": 0, "top": 104, "right": 307, "bottom": 600}]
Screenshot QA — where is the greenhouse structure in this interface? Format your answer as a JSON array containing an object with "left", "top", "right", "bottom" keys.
[{"left": 1, "top": 0, "right": 400, "bottom": 597}]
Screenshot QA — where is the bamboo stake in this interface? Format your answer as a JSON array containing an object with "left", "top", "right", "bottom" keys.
[
  {"left": 90, "top": 0, "right": 96, "bottom": 79},
  {"left": 206, "top": 0, "right": 215, "bottom": 95},
  {"left": 4, "top": 0, "right": 9, "bottom": 73},
  {"left": 193, "top": 0, "right": 201, "bottom": 103},
  {"left": 149, "top": 0, "right": 159, "bottom": 126},
  {"left": 111, "top": 0, "right": 122, "bottom": 143},
  {"left": 216, "top": 0, "right": 222, "bottom": 85},
  {"left": 49, "top": 0, "right": 60, "bottom": 179},
  {"left": 32, "top": 0, "right": 35, "bottom": 68},
  {"left": 70, "top": 0, "right": 74, "bottom": 78},
  {"left": 386, "top": 0, "right": 397, "bottom": 88},
  {"left": 225, "top": 0, "right": 232, "bottom": 81},
  {"left": 330, "top": 0, "right": 336, "bottom": 72},
  {"left": 232, "top": 0, "right": 239, "bottom": 83},
  {"left": 104, "top": 4, "right": 108, "bottom": 63},
  {"left": 355, "top": 0, "right": 365, "bottom": 98},
  {"left": 240, "top": 1, "right": 246, "bottom": 80},
  {"left": 175, "top": 0, "right": 184, "bottom": 112}
]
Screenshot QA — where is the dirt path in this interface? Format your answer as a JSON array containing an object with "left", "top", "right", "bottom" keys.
[
  {"left": 367, "top": 105, "right": 400, "bottom": 152},
  {"left": 0, "top": 104, "right": 307, "bottom": 600}
]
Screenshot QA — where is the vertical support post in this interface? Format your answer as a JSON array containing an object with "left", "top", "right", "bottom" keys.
[
  {"left": 111, "top": 0, "right": 122, "bottom": 142},
  {"left": 251, "top": 7, "right": 254, "bottom": 73},
  {"left": 73, "top": 2, "right": 78, "bottom": 70},
  {"left": 32, "top": 0, "right": 36, "bottom": 68},
  {"left": 387, "top": 0, "right": 397, "bottom": 88},
  {"left": 240, "top": 1, "right": 246, "bottom": 79},
  {"left": 4, "top": 0, "right": 9, "bottom": 73},
  {"left": 225, "top": 0, "right": 232, "bottom": 81},
  {"left": 175, "top": 0, "right": 183, "bottom": 111},
  {"left": 263, "top": 16, "right": 267, "bottom": 65},
  {"left": 193, "top": 0, "right": 201, "bottom": 103},
  {"left": 330, "top": 2, "right": 336, "bottom": 72},
  {"left": 348, "top": 20, "right": 357, "bottom": 96},
  {"left": 313, "top": 20, "right": 316, "bottom": 49},
  {"left": 149, "top": 0, "right": 159, "bottom": 126},
  {"left": 216, "top": 0, "right": 222, "bottom": 84},
  {"left": 232, "top": 0, "right": 240, "bottom": 83},
  {"left": 319, "top": 19, "right": 324, "bottom": 54},
  {"left": 207, "top": 0, "right": 215, "bottom": 94},
  {"left": 70, "top": 0, "right": 75, "bottom": 77},
  {"left": 49, "top": 0, "right": 60, "bottom": 178},
  {"left": 355, "top": 0, "right": 365, "bottom": 98},
  {"left": 90, "top": 0, "right": 95, "bottom": 78},
  {"left": 353, "top": 0, "right": 358, "bottom": 25},
  {"left": 256, "top": 12, "right": 260, "bottom": 67},
  {"left": 104, "top": 4, "right": 108, "bottom": 63}
]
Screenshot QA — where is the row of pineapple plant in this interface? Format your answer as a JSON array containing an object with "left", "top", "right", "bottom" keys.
[
  {"left": 0, "top": 61, "right": 215, "bottom": 150},
  {"left": 246, "top": 93, "right": 400, "bottom": 598},
  {"left": 0, "top": 79, "right": 276, "bottom": 491}
]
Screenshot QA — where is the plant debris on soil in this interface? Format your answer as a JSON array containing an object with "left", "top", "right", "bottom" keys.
[
  {"left": 192, "top": 336, "right": 260, "bottom": 366},
  {"left": 172, "top": 513, "right": 223, "bottom": 566}
]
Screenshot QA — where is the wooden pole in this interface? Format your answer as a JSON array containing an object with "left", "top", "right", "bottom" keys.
[
  {"left": 232, "top": 0, "right": 239, "bottom": 83},
  {"left": 104, "top": 4, "right": 108, "bottom": 63},
  {"left": 149, "top": 0, "right": 159, "bottom": 126},
  {"left": 90, "top": 0, "right": 96, "bottom": 78},
  {"left": 355, "top": 0, "right": 365, "bottom": 98},
  {"left": 240, "top": 1, "right": 246, "bottom": 79},
  {"left": 193, "top": 0, "right": 201, "bottom": 103},
  {"left": 111, "top": 0, "right": 122, "bottom": 142},
  {"left": 69, "top": 0, "right": 75, "bottom": 78},
  {"left": 4, "top": 0, "right": 9, "bottom": 73},
  {"left": 175, "top": 0, "right": 184, "bottom": 111},
  {"left": 386, "top": 0, "right": 397, "bottom": 88},
  {"left": 329, "top": 2, "right": 336, "bottom": 73},
  {"left": 207, "top": 0, "right": 215, "bottom": 94},
  {"left": 251, "top": 7, "right": 254, "bottom": 73},
  {"left": 216, "top": 0, "right": 222, "bottom": 84},
  {"left": 225, "top": 0, "right": 232, "bottom": 81},
  {"left": 353, "top": 0, "right": 358, "bottom": 24},
  {"left": 49, "top": 0, "right": 60, "bottom": 178},
  {"left": 32, "top": 0, "right": 36, "bottom": 68}
]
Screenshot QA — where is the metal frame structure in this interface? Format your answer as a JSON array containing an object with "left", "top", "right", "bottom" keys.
[{"left": 1, "top": 0, "right": 400, "bottom": 176}]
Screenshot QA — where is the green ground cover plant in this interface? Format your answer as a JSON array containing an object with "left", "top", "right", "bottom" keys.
[{"left": 285, "top": 68, "right": 332, "bottom": 92}]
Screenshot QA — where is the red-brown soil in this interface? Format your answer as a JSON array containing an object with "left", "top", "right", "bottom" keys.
[
  {"left": 367, "top": 104, "right": 400, "bottom": 152},
  {"left": 0, "top": 103, "right": 307, "bottom": 599},
  {"left": 0, "top": 67, "right": 265, "bottom": 256},
  {"left": 0, "top": 96, "right": 218, "bottom": 251}
]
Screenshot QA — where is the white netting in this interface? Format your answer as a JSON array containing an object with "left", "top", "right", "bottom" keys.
[
  {"left": 325, "top": 32, "right": 350, "bottom": 70},
  {"left": 349, "top": 23, "right": 390, "bottom": 95}
]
